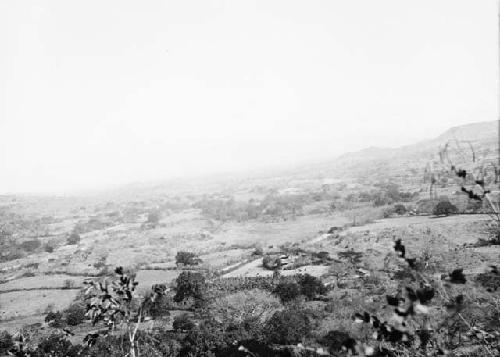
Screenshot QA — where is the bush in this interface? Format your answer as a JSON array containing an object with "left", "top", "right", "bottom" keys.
[
  {"left": 45, "top": 311, "right": 64, "bottom": 328},
  {"left": 262, "top": 255, "right": 281, "bottom": 270},
  {"left": 67, "top": 232, "right": 80, "bottom": 245},
  {"left": 320, "top": 330, "right": 352, "bottom": 353},
  {"left": 297, "top": 274, "right": 327, "bottom": 300},
  {"left": 173, "top": 313, "right": 195, "bottom": 332},
  {"left": 146, "top": 293, "right": 171, "bottom": 319},
  {"left": 64, "top": 303, "right": 86, "bottom": 326},
  {"left": 0, "top": 330, "right": 14, "bottom": 355},
  {"left": 433, "top": 201, "right": 458, "bottom": 216},
  {"left": 20, "top": 239, "right": 41, "bottom": 252},
  {"left": 175, "top": 251, "right": 201, "bottom": 266},
  {"left": 36, "top": 334, "right": 81, "bottom": 357},
  {"left": 207, "top": 289, "right": 281, "bottom": 325},
  {"left": 393, "top": 204, "right": 406, "bottom": 215},
  {"left": 264, "top": 309, "right": 311, "bottom": 344},
  {"left": 273, "top": 281, "right": 301, "bottom": 303}
]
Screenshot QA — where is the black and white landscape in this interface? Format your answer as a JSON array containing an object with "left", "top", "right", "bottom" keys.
[{"left": 0, "top": 1, "right": 499, "bottom": 356}]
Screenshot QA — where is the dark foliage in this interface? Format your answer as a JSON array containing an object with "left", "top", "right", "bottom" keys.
[
  {"left": 173, "top": 313, "right": 195, "bottom": 332},
  {"left": 35, "top": 334, "right": 82, "bottom": 357},
  {"left": 273, "top": 281, "right": 301, "bottom": 303},
  {"left": 262, "top": 254, "right": 282, "bottom": 270},
  {"left": 433, "top": 201, "right": 458, "bottom": 216},
  {"left": 64, "top": 303, "right": 87, "bottom": 326},
  {"left": 0, "top": 330, "right": 14, "bottom": 355},
  {"left": 264, "top": 309, "right": 311, "bottom": 345},
  {"left": 176, "top": 251, "right": 202, "bottom": 266},
  {"left": 393, "top": 204, "right": 406, "bottom": 215},
  {"left": 320, "top": 330, "right": 352, "bottom": 352},
  {"left": 443, "top": 269, "right": 467, "bottom": 284},
  {"left": 45, "top": 311, "right": 64, "bottom": 328},
  {"left": 296, "top": 274, "right": 327, "bottom": 300},
  {"left": 174, "top": 271, "right": 207, "bottom": 307}
]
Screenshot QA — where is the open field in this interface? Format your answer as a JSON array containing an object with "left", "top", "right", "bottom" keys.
[
  {"left": 0, "top": 289, "right": 80, "bottom": 321},
  {"left": 0, "top": 274, "right": 86, "bottom": 292}
]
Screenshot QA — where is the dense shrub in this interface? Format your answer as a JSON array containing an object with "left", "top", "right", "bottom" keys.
[
  {"left": 173, "top": 313, "right": 195, "bottom": 332},
  {"left": 45, "top": 311, "right": 64, "bottom": 328},
  {"left": 320, "top": 330, "right": 352, "bottom": 353},
  {"left": 176, "top": 251, "right": 202, "bottom": 266},
  {"left": 181, "top": 320, "right": 227, "bottom": 357},
  {"left": 273, "top": 281, "right": 301, "bottom": 302},
  {"left": 262, "top": 255, "right": 281, "bottom": 270},
  {"left": 174, "top": 271, "right": 207, "bottom": 307},
  {"left": 64, "top": 303, "right": 86, "bottom": 326},
  {"left": 393, "top": 204, "right": 406, "bottom": 215},
  {"left": 207, "top": 289, "right": 281, "bottom": 325},
  {"left": 146, "top": 293, "right": 171, "bottom": 319},
  {"left": 0, "top": 330, "right": 14, "bottom": 355},
  {"left": 433, "top": 201, "right": 458, "bottom": 216},
  {"left": 264, "top": 309, "right": 311, "bottom": 344},
  {"left": 297, "top": 274, "right": 327, "bottom": 300},
  {"left": 36, "top": 334, "right": 81, "bottom": 357}
]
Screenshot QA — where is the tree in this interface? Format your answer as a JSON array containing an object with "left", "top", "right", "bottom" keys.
[
  {"left": 262, "top": 255, "right": 281, "bottom": 270},
  {"left": 174, "top": 271, "right": 206, "bottom": 307},
  {"left": 83, "top": 266, "right": 166, "bottom": 357},
  {"left": 433, "top": 201, "right": 458, "bottom": 216},
  {"left": 175, "top": 251, "right": 201, "bottom": 266}
]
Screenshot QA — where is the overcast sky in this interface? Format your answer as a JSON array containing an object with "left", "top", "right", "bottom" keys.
[{"left": 0, "top": 0, "right": 497, "bottom": 194}]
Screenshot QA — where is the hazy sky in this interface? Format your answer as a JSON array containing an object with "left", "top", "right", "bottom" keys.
[{"left": 0, "top": 0, "right": 497, "bottom": 194}]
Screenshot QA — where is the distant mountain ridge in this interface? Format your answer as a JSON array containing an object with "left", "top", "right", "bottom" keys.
[
  {"left": 280, "top": 120, "right": 498, "bottom": 185},
  {"left": 336, "top": 120, "right": 498, "bottom": 163}
]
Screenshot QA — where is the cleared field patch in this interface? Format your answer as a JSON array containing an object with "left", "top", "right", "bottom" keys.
[
  {"left": 0, "top": 314, "right": 45, "bottom": 334},
  {"left": 0, "top": 274, "right": 85, "bottom": 292},
  {"left": 0, "top": 289, "right": 79, "bottom": 320},
  {"left": 222, "top": 258, "right": 329, "bottom": 278},
  {"left": 209, "top": 214, "right": 348, "bottom": 249},
  {"left": 135, "top": 269, "right": 182, "bottom": 294},
  {"left": 198, "top": 248, "right": 252, "bottom": 269}
]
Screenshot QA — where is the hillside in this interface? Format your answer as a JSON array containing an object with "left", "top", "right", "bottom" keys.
[
  {"left": 0, "top": 120, "right": 499, "bottom": 356},
  {"left": 276, "top": 120, "right": 498, "bottom": 188}
]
